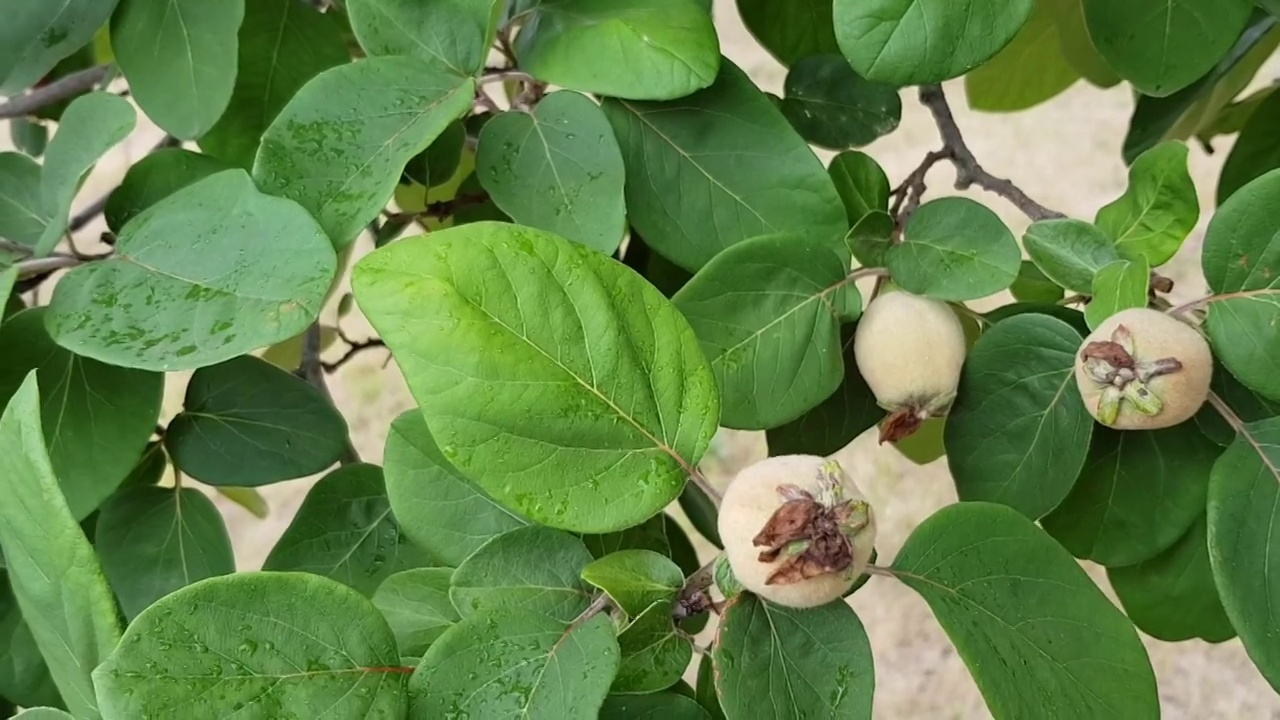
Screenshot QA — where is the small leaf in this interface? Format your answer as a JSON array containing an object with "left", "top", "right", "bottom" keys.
[
  {"left": 714, "top": 593, "right": 874, "bottom": 720},
  {"left": 9, "top": 118, "right": 48, "bottom": 158},
  {"left": 1009, "top": 261, "right": 1065, "bottom": 304},
  {"left": 1195, "top": 361, "right": 1280, "bottom": 447},
  {"left": 887, "top": 197, "right": 1021, "bottom": 301},
  {"left": 408, "top": 610, "right": 619, "bottom": 719},
  {"left": 515, "top": 0, "right": 719, "bottom": 100},
  {"left": 1095, "top": 141, "right": 1199, "bottom": 266},
  {"left": 1084, "top": 258, "right": 1150, "bottom": 330},
  {"left": 253, "top": 56, "right": 475, "bottom": 248},
  {"left": 735, "top": 0, "right": 839, "bottom": 66},
  {"left": 964, "top": 0, "right": 1080, "bottom": 111},
  {"left": 673, "top": 233, "right": 859, "bottom": 430},
  {"left": 1023, "top": 218, "right": 1120, "bottom": 294},
  {"left": 893, "top": 502, "right": 1159, "bottom": 718},
  {"left": 263, "top": 464, "right": 416, "bottom": 595},
  {"left": 347, "top": 0, "right": 501, "bottom": 75},
  {"left": 845, "top": 210, "right": 894, "bottom": 269},
  {"left": 93, "top": 572, "right": 409, "bottom": 718},
  {"left": 1109, "top": 516, "right": 1235, "bottom": 643},
  {"left": 694, "top": 654, "right": 725, "bottom": 720},
  {"left": 383, "top": 410, "right": 528, "bottom": 567},
  {"left": 678, "top": 483, "right": 723, "bottom": 550},
  {"left": 1043, "top": 0, "right": 1120, "bottom": 87},
  {"left": 581, "top": 550, "right": 684, "bottom": 617},
  {"left": 103, "top": 148, "right": 233, "bottom": 232},
  {"left": 110, "top": 0, "right": 244, "bottom": 139},
  {"left": 33, "top": 92, "right": 136, "bottom": 255},
  {"left": 0, "top": 373, "right": 122, "bottom": 719},
  {"left": 602, "top": 60, "right": 847, "bottom": 271},
  {"left": 1218, "top": 86, "right": 1280, "bottom": 203},
  {"left": 766, "top": 325, "right": 880, "bottom": 457},
  {"left": 450, "top": 526, "right": 594, "bottom": 622},
  {"left": 354, "top": 222, "right": 720, "bottom": 533},
  {"left": 893, "top": 416, "right": 946, "bottom": 465},
  {"left": 828, "top": 150, "right": 889, "bottom": 225},
  {"left": 613, "top": 601, "right": 691, "bottom": 694},
  {"left": 601, "top": 692, "right": 711, "bottom": 720},
  {"left": 780, "top": 55, "right": 901, "bottom": 150},
  {"left": 371, "top": 568, "right": 460, "bottom": 657},
  {"left": 0, "top": 0, "right": 116, "bottom": 93},
  {"left": 0, "top": 152, "right": 48, "bottom": 246},
  {"left": 215, "top": 486, "right": 269, "bottom": 518},
  {"left": 582, "top": 514, "right": 671, "bottom": 561},
  {"left": 95, "top": 486, "right": 235, "bottom": 620},
  {"left": 944, "top": 314, "right": 1093, "bottom": 519},
  {"left": 477, "top": 91, "right": 626, "bottom": 254},
  {"left": 165, "top": 355, "right": 349, "bottom": 486},
  {"left": 834, "top": 0, "right": 1035, "bottom": 85}
]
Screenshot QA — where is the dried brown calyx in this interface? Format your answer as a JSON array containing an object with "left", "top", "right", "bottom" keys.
[
  {"left": 1079, "top": 324, "right": 1183, "bottom": 425},
  {"left": 877, "top": 391, "right": 955, "bottom": 444},
  {"left": 751, "top": 472, "right": 871, "bottom": 586}
]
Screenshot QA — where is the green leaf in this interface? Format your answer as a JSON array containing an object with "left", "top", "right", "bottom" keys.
[
  {"left": 1083, "top": 0, "right": 1254, "bottom": 96},
  {"left": 1042, "top": 0, "right": 1120, "bottom": 87},
  {"left": 1022, "top": 218, "right": 1120, "bottom": 294},
  {"left": 602, "top": 60, "right": 847, "bottom": 272},
  {"left": 0, "top": 373, "right": 122, "bottom": 720},
  {"left": 582, "top": 513, "right": 671, "bottom": 562},
  {"left": 678, "top": 483, "right": 723, "bottom": 549},
  {"left": 893, "top": 415, "right": 945, "bottom": 465},
  {"left": 45, "top": 170, "right": 336, "bottom": 371},
  {"left": 1218, "top": 87, "right": 1280, "bottom": 203},
  {"left": 845, "top": 210, "right": 894, "bottom": 269},
  {"left": 1195, "top": 360, "right": 1280, "bottom": 446},
  {"left": 408, "top": 609, "right": 619, "bottom": 719},
  {"left": 735, "top": 0, "right": 839, "bottom": 66},
  {"left": 12, "top": 710, "right": 73, "bottom": 720},
  {"left": 985, "top": 302, "right": 1090, "bottom": 335},
  {"left": 581, "top": 550, "right": 683, "bottom": 617},
  {"left": 1109, "top": 516, "right": 1235, "bottom": 642},
  {"left": 780, "top": 55, "right": 900, "bottom": 150},
  {"left": 673, "top": 233, "right": 859, "bottom": 430},
  {"left": 33, "top": 92, "right": 136, "bottom": 256},
  {"left": 263, "top": 463, "right": 417, "bottom": 594},
  {"left": 1041, "top": 421, "right": 1220, "bottom": 567},
  {"left": 451, "top": 526, "right": 594, "bottom": 621},
  {"left": 964, "top": 0, "right": 1080, "bottom": 112},
  {"left": 383, "top": 410, "right": 528, "bottom": 567},
  {"left": 371, "top": 568, "right": 459, "bottom": 657},
  {"left": 0, "top": 582, "right": 60, "bottom": 710},
  {"left": 10, "top": 118, "right": 49, "bottom": 158},
  {"left": 93, "top": 572, "right": 408, "bottom": 718},
  {"left": 893, "top": 502, "right": 1159, "bottom": 718},
  {"left": 515, "top": 0, "right": 719, "bottom": 100},
  {"left": 110, "top": 0, "right": 244, "bottom": 139},
  {"left": 253, "top": 56, "right": 475, "bottom": 248},
  {"left": 766, "top": 325, "right": 880, "bottom": 457},
  {"left": 119, "top": 440, "right": 166, "bottom": 488},
  {"left": 613, "top": 601, "right": 691, "bottom": 694},
  {"left": 886, "top": 197, "right": 1020, "bottom": 301},
  {"left": 165, "top": 354, "right": 348, "bottom": 485},
  {"left": 601, "top": 693, "right": 712, "bottom": 719},
  {"left": 103, "top": 148, "right": 233, "bottom": 232},
  {"left": 1207, "top": 416, "right": 1280, "bottom": 691},
  {"left": 95, "top": 486, "right": 235, "bottom": 620},
  {"left": 834, "top": 0, "right": 1035, "bottom": 85},
  {"left": 1010, "top": 261, "right": 1065, "bottom": 304},
  {"left": 944, "top": 314, "right": 1092, "bottom": 519},
  {"left": 477, "top": 91, "right": 626, "bottom": 254},
  {"left": 694, "top": 653, "right": 725, "bottom": 720},
  {"left": 1084, "top": 258, "right": 1151, "bottom": 330},
  {"left": 0, "top": 0, "right": 117, "bottom": 93},
  {"left": 347, "top": 0, "right": 501, "bottom": 75},
  {"left": 354, "top": 222, "right": 720, "bottom": 533},
  {"left": 828, "top": 151, "right": 889, "bottom": 225},
  {"left": 0, "top": 152, "right": 48, "bottom": 247},
  {"left": 713, "top": 593, "right": 874, "bottom": 720},
  {"left": 1095, "top": 141, "right": 1199, "bottom": 266},
  {"left": 0, "top": 308, "right": 162, "bottom": 520}
]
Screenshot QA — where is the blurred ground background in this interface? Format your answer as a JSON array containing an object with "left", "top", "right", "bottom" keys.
[{"left": 7, "top": 1, "right": 1280, "bottom": 717}]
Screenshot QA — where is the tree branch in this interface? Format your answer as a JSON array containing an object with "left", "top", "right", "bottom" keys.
[
  {"left": 301, "top": 323, "right": 360, "bottom": 464},
  {"left": 0, "top": 66, "right": 111, "bottom": 119},
  {"left": 322, "top": 338, "right": 387, "bottom": 372},
  {"left": 385, "top": 193, "right": 490, "bottom": 224}
]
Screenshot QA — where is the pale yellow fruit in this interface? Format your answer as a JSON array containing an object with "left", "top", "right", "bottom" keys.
[
  {"left": 1075, "top": 308, "right": 1212, "bottom": 430},
  {"left": 854, "top": 291, "right": 966, "bottom": 411},
  {"left": 717, "top": 455, "right": 876, "bottom": 608}
]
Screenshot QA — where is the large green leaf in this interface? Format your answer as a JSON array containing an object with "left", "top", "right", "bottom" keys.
[
  {"left": 110, "top": 0, "right": 244, "bottom": 139},
  {"left": 1083, "top": 0, "right": 1253, "bottom": 96},
  {"left": 780, "top": 55, "right": 900, "bottom": 150},
  {"left": 0, "top": 581, "right": 60, "bottom": 710},
  {"left": 0, "top": 0, "right": 118, "bottom": 93},
  {"left": 450, "top": 526, "right": 594, "bottom": 622},
  {"left": 1023, "top": 218, "right": 1121, "bottom": 295},
  {"left": 371, "top": 568, "right": 459, "bottom": 657},
  {"left": 263, "top": 464, "right": 418, "bottom": 594},
  {"left": 1206, "top": 416, "right": 1280, "bottom": 691},
  {"left": 200, "top": 0, "right": 349, "bottom": 168},
  {"left": 0, "top": 152, "right": 48, "bottom": 247},
  {"left": 0, "top": 308, "right": 162, "bottom": 520},
  {"left": 1010, "top": 262, "right": 1065, "bottom": 304},
  {"left": 833, "top": 0, "right": 1035, "bottom": 85},
  {"left": 580, "top": 550, "right": 683, "bottom": 617},
  {"left": 1041, "top": 421, "right": 1220, "bottom": 567},
  {"left": 964, "top": 0, "right": 1080, "bottom": 111},
  {"left": 944, "top": 314, "right": 1092, "bottom": 519},
  {"left": 602, "top": 60, "right": 847, "bottom": 272},
  {"left": 1095, "top": 141, "right": 1199, "bottom": 267},
  {"left": 601, "top": 693, "right": 711, "bottom": 720},
  {"left": 383, "top": 410, "right": 528, "bottom": 567},
  {"left": 1084, "top": 258, "right": 1150, "bottom": 330},
  {"left": 477, "top": 91, "right": 626, "bottom": 254},
  {"left": 0, "top": 374, "right": 122, "bottom": 719},
  {"left": 714, "top": 593, "right": 874, "bottom": 720},
  {"left": 45, "top": 170, "right": 336, "bottom": 371},
  {"left": 736, "top": 0, "right": 839, "bottom": 66},
  {"left": 103, "top": 149, "right": 233, "bottom": 232},
  {"left": 893, "top": 502, "right": 1159, "bottom": 718},
  {"left": 613, "top": 601, "right": 691, "bottom": 694},
  {"left": 887, "top": 197, "right": 1021, "bottom": 301},
  {"left": 1219, "top": 88, "right": 1280, "bottom": 203},
  {"left": 165, "top": 354, "right": 349, "bottom": 486},
  {"left": 95, "top": 486, "right": 235, "bottom": 620},
  {"left": 408, "top": 610, "right": 619, "bottom": 719},
  {"left": 348, "top": 0, "right": 500, "bottom": 75},
  {"left": 673, "top": 233, "right": 859, "bottom": 430},
  {"left": 253, "top": 56, "right": 475, "bottom": 248},
  {"left": 514, "top": 0, "right": 719, "bottom": 100},
  {"left": 93, "top": 572, "right": 408, "bottom": 718},
  {"left": 353, "top": 222, "right": 720, "bottom": 533},
  {"left": 765, "top": 325, "right": 880, "bottom": 456}
]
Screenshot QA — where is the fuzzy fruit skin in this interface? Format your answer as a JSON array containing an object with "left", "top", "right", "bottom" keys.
[
  {"left": 854, "top": 291, "right": 967, "bottom": 410},
  {"left": 717, "top": 455, "right": 876, "bottom": 608},
  {"left": 1075, "top": 308, "right": 1212, "bottom": 430}
]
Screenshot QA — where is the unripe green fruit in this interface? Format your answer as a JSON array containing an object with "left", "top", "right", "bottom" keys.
[
  {"left": 717, "top": 455, "right": 876, "bottom": 608},
  {"left": 1074, "top": 308, "right": 1212, "bottom": 430}
]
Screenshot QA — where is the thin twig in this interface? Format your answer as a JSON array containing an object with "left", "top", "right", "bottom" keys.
[
  {"left": 568, "top": 594, "right": 613, "bottom": 633},
  {"left": 1208, "top": 391, "right": 1280, "bottom": 487},
  {"left": 1166, "top": 289, "right": 1274, "bottom": 317},
  {"left": 688, "top": 468, "right": 722, "bottom": 506},
  {"left": 890, "top": 149, "right": 951, "bottom": 223},
  {"left": 479, "top": 68, "right": 535, "bottom": 86},
  {"left": 848, "top": 266, "right": 889, "bottom": 282},
  {"left": 322, "top": 338, "right": 387, "bottom": 372},
  {"left": 386, "top": 193, "right": 490, "bottom": 223},
  {"left": 864, "top": 564, "right": 897, "bottom": 578},
  {"left": 17, "top": 255, "right": 80, "bottom": 279},
  {"left": 0, "top": 66, "right": 111, "bottom": 119},
  {"left": 301, "top": 323, "right": 360, "bottom": 465}
]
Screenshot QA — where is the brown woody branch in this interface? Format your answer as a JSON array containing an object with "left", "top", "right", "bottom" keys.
[
  {"left": 300, "top": 323, "right": 360, "bottom": 465},
  {"left": 322, "top": 337, "right": 387, "bottom": 372},
  {"left": 0, "top": 66, "right": 111, "bottom": 119}
]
